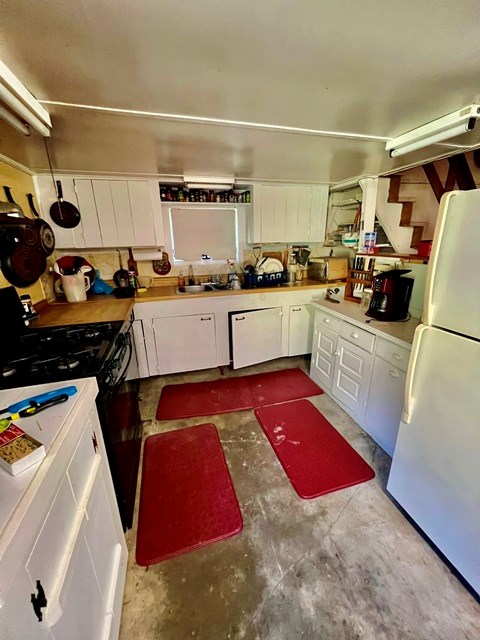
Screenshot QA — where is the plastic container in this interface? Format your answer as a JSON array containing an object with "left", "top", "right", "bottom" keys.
[
  {"left": 360, "top": 287, "right": 373, "bottom": 312},
  {"left": 417, "top": 240, "right": 433, "bottom": 258}
]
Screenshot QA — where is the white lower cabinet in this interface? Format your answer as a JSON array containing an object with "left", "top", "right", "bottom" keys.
[
  {"left": 288, "top": 304, "right": 314, "bottom": 356},
  {"left": 310, "top": 305, "right": 412, "bottom": 454},
  {"left": 0, "top": 379, "right": 127, "bottom": 640},
  {"left": 231, "top": 307, "right": 283, "bottom": 369},
  {"left": 364, "top": 357, "right": 406, "bottom": 456},
  {"left": 310, "top": 322, "right": 338, "bottom": 391},
  {"left": 153, "top": 314, "right": 217, "bottom": 374},
  {"left": 332, "top": 337, "right": 373, "bottom": 419}
]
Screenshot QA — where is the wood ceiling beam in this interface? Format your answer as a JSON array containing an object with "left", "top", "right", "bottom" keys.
[
  {"left": 447, "top": 154, "right": 476, "bottom": 190},
  {"left": 444, "top": 164, "right": 457, "bottom": 192},
  {"left": 422, "top": 163, "right": 445, "bottom": 203}
]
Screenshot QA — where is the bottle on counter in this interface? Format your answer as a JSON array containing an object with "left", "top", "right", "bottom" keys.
[
  {"left": 178, "top": 272, "right": 185, "bottom": 286},
  {"left": 188, "top": 264, "right": 195, "bottom": 286}
]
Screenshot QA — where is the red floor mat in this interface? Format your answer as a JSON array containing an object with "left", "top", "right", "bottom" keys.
[
  {"left": 254, "top": 399, "right": 375, "bottom": 499},
  {"left": 156, "top": 368, "right": 323, "bottom": 420},
  {"left": 136, "top": 423, "right": 243, "bottom": 566}
]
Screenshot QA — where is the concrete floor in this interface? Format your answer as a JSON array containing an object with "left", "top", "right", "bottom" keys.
[{"left": 119, "top": 357, "right": 479, "bottom": 640}]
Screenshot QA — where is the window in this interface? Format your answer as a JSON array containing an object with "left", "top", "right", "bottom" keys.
[{"left": 168, "top": 207, "right": 238, "bottom": 263}]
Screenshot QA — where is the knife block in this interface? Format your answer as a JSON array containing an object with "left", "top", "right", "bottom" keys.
[{"left": 344, "top": 268, "right": 374, "bottom": 303}]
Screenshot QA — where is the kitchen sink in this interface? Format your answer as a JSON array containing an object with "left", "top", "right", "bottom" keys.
[{"left": 175, "top": 284, "right": 215, "bottom": 294}]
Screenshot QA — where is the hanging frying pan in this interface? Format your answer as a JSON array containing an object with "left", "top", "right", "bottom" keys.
[
  {"left": 2, "top": 186, "right": 25, "bottom": 217},
  {"left": 0, "top": 244, "right": 46, "bottom": 287},
  {"left": 27, "top": 193, "right": 55, "bottom": 255},
  {"left": 44, "top": 138, "right": 81, "bottom": 229},
  {"left": 49, "top": 180, "right": 81, "bottom": 229}
]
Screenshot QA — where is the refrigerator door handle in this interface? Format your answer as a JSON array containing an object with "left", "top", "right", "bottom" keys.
[
  {"left": 403, "top": 325, "right": 428, "bottom": 423},
  {"left": 423, "top": 191, "right": 458, "bottom": 325}
]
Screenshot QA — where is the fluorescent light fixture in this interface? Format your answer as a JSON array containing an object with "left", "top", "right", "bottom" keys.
[
  {"left": 0, "top": 60, "right": 51, "bottom": 137},
  {"left": 186, "top": 183, "right": 233, "bottom": 190},
  {"left": 0, "top": 105, "right": 30, "bottom": 135},
  {"left": 183, "top": 175, "right": 234, "bottom": 190},
  {"left": 386, "top": 104, "right": 480, "bottom": 157}
]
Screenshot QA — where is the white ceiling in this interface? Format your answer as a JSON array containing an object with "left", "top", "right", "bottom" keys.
[{"left": 1, "top": 0, "right": 480, "bottom": 182}]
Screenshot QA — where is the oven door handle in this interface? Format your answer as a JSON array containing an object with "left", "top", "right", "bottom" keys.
[{"left": 111, "top": 331, "right": 134, "bottom": 395}]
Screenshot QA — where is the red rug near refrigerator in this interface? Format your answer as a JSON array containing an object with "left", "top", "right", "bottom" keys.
[
  {"left": 156, "top": 368, "right": 323, "bottom": 420},
  {"left": 136, "top": 423, "right": 243, "bottom": 566},
  {"left": 254, "top": 399, "right": 375, "bottom": 499}
]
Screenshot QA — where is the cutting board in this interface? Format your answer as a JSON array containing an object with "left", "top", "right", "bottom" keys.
[{"left": 262, "top": 252, "right": 283, "bottom": 262}]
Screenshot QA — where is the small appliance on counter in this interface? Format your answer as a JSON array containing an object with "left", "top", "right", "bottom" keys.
[
  {"left": 308, "top": 257, "right": 349, "bottom": 282},
  {"left": 366, "top": 269, "right": 413, "bottom": 321}
]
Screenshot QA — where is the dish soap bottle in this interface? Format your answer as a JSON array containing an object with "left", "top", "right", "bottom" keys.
[{"left": 188, "top": 264, "right": 195, "bottom": 286}]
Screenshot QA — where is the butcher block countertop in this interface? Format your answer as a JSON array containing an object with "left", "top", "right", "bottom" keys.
[
  {"left": 33, "top": 298, "right": 135, "bottom": 327},
  {"left": 32, "top": 280, "right": 334, "bottom": 327},
  {"left": 135, "top": 279, "right": 331, "bottom": 302}
]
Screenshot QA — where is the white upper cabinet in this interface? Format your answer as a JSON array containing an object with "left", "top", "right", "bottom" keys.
[
  {"left": 35, "top": 175, "right": 87, "bottom": 249},
  {"left": 35, "top": 175, "right": 166, "bottom": 249},
  {"left": 250, "top": 184, "right": 329, "bottom": 244}
]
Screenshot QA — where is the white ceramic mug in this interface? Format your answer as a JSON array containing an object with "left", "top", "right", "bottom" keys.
[{"left": 55, "top": 272, "right": 91, "bottom": 302}]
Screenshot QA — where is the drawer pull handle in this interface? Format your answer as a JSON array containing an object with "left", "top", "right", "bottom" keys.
[
  {"left": 292, "top": 307, "right": 302, "bottom": 312},
  {"left": 351, "top": 332, "right": 359, "bottom": 339},
  {"left": 323, "top": 318, "right": 330, "bottom": 323},
  {"left": 388, "top": 370, "right": 399, "bottom": 378},
  {"left": 392, "top": 353, "right": 401, "bottom": 360},
  {"left": 235, "top": 316, "right": 245, "bottom": 321},
  {"left": 200, "top": 317, "right": 211, "bottom": 321}
]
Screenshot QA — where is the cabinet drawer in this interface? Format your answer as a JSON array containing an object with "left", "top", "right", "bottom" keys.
[
  {"left": 375, "top": 337, "right": 411, "bottom": 373},
  {"left": 314, "top": 309, "right": 340, "bottom": 333},
  {"left": 340, "top": 321, "right": 375, "bottom": 353}
]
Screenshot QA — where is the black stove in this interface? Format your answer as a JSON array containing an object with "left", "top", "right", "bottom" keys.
[
  {"left": 0, "top": 321, "right": 123, "bottom": 389},
  {"left": 0, "top": 286, "right": 141, "bottom": 531}
]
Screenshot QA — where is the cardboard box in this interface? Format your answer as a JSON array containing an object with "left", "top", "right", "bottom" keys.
[{"left": 0, "top": 423, "right": 45, "bottom": 475}]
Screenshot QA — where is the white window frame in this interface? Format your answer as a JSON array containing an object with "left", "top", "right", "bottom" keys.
[{"left": 162, "top": 204, "right": 246, "bottom": 266}]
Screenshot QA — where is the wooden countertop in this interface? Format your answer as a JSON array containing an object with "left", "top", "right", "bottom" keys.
[
  {"left": 32, "top": 280, "right": 335, "bottom": 327},
  {"left": 312, "top": 298, "right": 420, "bottom": 347},
  {"left": 32, "top": 299, "right": 135, "bottom": 327},
  {"left": 135, "top": 279, "right": 332, "bottom": 302}
]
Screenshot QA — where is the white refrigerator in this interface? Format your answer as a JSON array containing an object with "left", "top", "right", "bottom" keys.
[{"left": 387, "top": 189, "right": 480, "bottom": 594}]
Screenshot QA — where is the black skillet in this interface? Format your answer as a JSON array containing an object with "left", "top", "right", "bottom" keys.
[
  {"left": 43, "top": 139, "right": 81, "bottom": 229},
  {"left": 0, "top": 243, "right": 46, "bottom": 287},
  {"left": 49, "top": 180, "right": 81, "bottom": 229},
  {"left": 27, "top": 193, "right": 55, "bottom": 255}
]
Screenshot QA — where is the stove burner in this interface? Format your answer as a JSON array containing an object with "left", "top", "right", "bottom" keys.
[
  {"left": 0, "top": 319, "right": 124, "bottom": 388},
  {"left": 84, "top": 328, "right": 101, "bottom": 340},
  {"left": 58, "top": 357, "right": 80, "bottom": 371},
  {"left": 2, "top": 365, "right": 16, "bottom": 378}
]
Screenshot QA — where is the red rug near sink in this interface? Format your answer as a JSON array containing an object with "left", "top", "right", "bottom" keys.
[
  {"left": 136, "top": 423, "right": 243, "bottom": 566},
  {"left": 156, "top": 368, "right": 323, "bottom": 420},
  {"left": 254, "top": 399, "right": 375, "bottom": 499}
]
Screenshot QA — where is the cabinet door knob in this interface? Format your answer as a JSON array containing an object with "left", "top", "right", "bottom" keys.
[
  {"left": 334, "top": 350, "right": 340, "bottom": 356},
  {"left": 323, "top": 318, "right": 330, "bottom": 324},
  {"left": 392, "top": 353, "right": 401, "bottom": 360},
  {"left": 388, "top": 370, "right": 399, "bottom": 378},
  {"left": 351, "top": 332, "right": 359, "bottom": 339}
]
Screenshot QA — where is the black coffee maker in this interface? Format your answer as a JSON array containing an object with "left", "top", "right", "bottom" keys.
[{"left": 366, "top": 270, "right": 414, "bottom": 321}]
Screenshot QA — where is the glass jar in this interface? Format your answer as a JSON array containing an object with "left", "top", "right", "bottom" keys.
[{"left": 360, "top": 287, "right": 373, "bottom": 312}]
